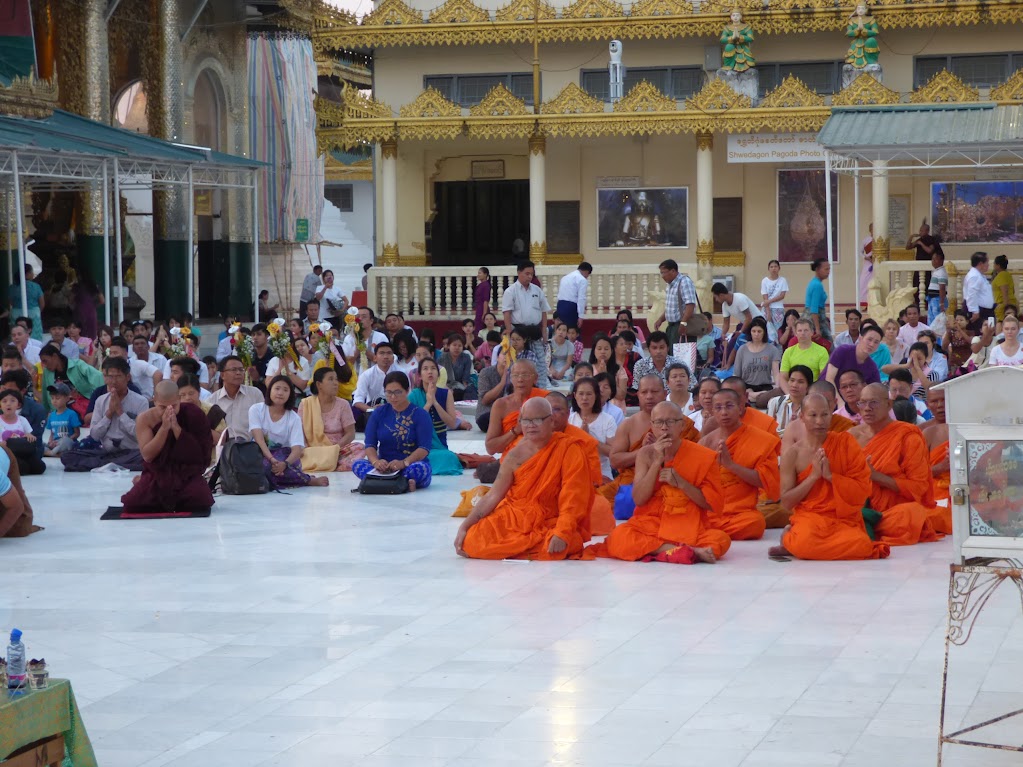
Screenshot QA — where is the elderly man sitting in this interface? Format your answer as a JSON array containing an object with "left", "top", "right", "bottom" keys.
[
  {"left": 455, "top": 398, "right": 595, "bottom": 560},
  {"left": 120, "top": 381, "right": 215, "bottom": 514},
  {"left": 61, "top": 357, "right": 150, "bottom": 472}
]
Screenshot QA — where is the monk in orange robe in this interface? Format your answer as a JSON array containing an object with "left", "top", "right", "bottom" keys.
[
  {"left": 769, "top": 393, "right": 890, "bottom": 560},
  {"left": 484, "top": 360, "right": 548, "bottom": 456},
  {"left": 700, "top": 388, "right": 781, "bottom": 540},
  {"left": 546, "top": 392, "right": 615, "bottom": 536},
  {"left": 700, "top": 377, "right": 780, "bottom": 443},
  {"left": 592, "top": 401, "right": 729, "bottom": 564},
  {"left": 923, "top": 387, "right": 952, "bottom": 533},
  {"left": 456, "top": 398, "right": 594, "bottom": 560},
  {"left": 598, "top": 374, "right": 697, "bottom": 503},
  {"left": 851, "top": 383, "right": 943, "bottom": 545}
]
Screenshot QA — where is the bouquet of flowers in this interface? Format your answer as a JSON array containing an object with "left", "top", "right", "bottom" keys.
[
  {"left": 267, "top": 318, "right": 297, "bottom": 366},
  {"left": 342, "top": 307, "right": 367, "bottom": 370},
  {"left": 167, "top": 326, "right": 193, "bottom": 359},
  {"left": 309, "top": 321, "right": 335, "bottom": 360},
  {"left": 229, "top": 324, "right": 254, "bottom": 371}
]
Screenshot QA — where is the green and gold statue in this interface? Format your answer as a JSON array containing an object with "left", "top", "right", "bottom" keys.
[
  {"left": 846, "top": 3, "right": 880, "bottom": 69},
  {"left": 720, "top": 9, "right": 755, "bottom": 73}
]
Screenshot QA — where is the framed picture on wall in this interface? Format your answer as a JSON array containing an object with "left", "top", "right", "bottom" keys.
[
  {"left": 931, "top": 181, "right": 1023, "bottom": 243},
  {"left": 777, "top": 169, "right": 839, "bottom": 263},
  {"left": 596, "top": 187, "right": 688, "bottom": 249}
]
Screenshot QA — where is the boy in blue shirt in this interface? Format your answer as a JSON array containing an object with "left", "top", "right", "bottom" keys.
[{"left": 44, "top": 383, "right": 82, "bottom": 457}]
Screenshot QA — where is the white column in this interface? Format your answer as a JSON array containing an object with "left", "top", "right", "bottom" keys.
[
  {"left": 872, "top": 159, "right": 889, "bottom": 265},
  {"left": 529, "top": 132, "right": 546, "bottom": 264},
  {"left": 381, "top": 138, "right": 399, "bottom": 266},
  {"left": 695, "top": 132, "right": 714, "bottom": 306}
]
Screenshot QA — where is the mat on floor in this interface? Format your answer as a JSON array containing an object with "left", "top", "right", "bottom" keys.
[{"left": 101, "top": 506, "right": 212, "bottom": 520}]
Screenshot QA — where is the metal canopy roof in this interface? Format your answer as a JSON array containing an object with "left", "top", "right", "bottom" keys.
[{"left": 817, "top": 103, "right": 1023, "bottom": 174}]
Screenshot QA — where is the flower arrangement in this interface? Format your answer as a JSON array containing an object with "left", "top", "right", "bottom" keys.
[
  {"left": 167, "top": 326, "right": 194, "bottom": 359},
  {"left": 310, "top": 321, "right": 335, "bottom": 360},
  {"left": 267, "top": 318, "right": 297, "bottom": 365},
  {"left": 229, "top": 324, "right": 254, "bottom": 370},
  {"left": 342, "top": 307, "right": 368, "bottom": 370}
]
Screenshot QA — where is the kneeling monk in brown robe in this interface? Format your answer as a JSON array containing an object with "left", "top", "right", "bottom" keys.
[
  {"left": 455, "top": 398, "right": 594, "bottom": 560},
  {"left": 592, "top": 402, "right": 729, "bottom": 564},
  {"left": 770, "top": 393, "right": 890, "bottom": 560},
  {"left": 700, "top": 388, "right": 781, "bottom": 540},
  {"left": 121, "top": 381, "right": 215, "bottom": 513},
  {"left": 850, "top": 383, "right": 942, "bottom": 545}
]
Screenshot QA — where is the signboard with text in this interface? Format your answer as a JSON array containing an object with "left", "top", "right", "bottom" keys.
[
  {"left": 727, "top": 133, "right": 825, "bottom": 163},
  {"left": 295, "top": 218, "right": 309, "bottom": 242}
]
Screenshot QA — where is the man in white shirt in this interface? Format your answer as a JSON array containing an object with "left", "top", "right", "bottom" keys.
[
  {"left": 963, "top": 250, "right": 995, "bottom": 334},
  {"left": 555, "top": 262, "right": 591, "bottom": 330},
  {"left": 299, "top": 265, "right": 322, "bottom": 319},
  {"left": 315, "top": 269, "right": 348, "bottom": 329},
  {"left": 384, "top": 312, "right": 418, "bottom": 343},
  {"left": 107, "top": 338, "right": 163, "bottom": 399},
  {"left": 501, "top": 260, "right": 552, "bottom": 388},
  {"left": 169, "top": 357, "right": 212, "bottom": 401},
  {"left": 9, "top": 325, "right": 42, "bottom": 371},
  {"left": 210, "top": 357, "right": 265, "bottom": 439},
  {"left": 711, "top": 283, "right": 764, "bottom": 338},
  {"left": 342, "top": 306, "right": 389, "bottom": 370},
  {"left": 896, "top": 305, "right": 930, "bottom": 349},
  {"left": 833, "top": 308, "right": 862, "bottom": 347},
  {"left": 46, "top": 320, "right": 79, "bottom": 360},
  {"left": 352, "top": 342, "right": 394, "bottom": 431}
]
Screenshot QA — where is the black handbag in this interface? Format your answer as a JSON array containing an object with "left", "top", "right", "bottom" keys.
[{"left": 357, "top": 471, "right": 409, "bottom": 495}]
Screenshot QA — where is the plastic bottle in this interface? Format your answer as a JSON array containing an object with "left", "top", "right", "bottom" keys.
[{"left": 6, "top": 629, "right": 26, "bottom": 689}]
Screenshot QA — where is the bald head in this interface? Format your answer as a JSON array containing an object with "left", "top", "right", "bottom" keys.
[
  {"left": 651, "top": 401, "right": 682, "bottom": 420},
  {"left": 926, "top": 386, "right": 946, "bottom": 423},
  {"left": 858, "top": 383, "right": 891, "bottom": 427},
  {"left": 154, "top": 380, "right": 179, "bottom": 404},
  {"left": 809, "top": 380, "right": 838, "bottom": 411},
  {"left": 522, "top": 397, "right": 552, "bottom": 419},
  {"left": 723, "top": 376, "right": 747, "bottom": 395},
  {"left": 638, "top": 373, "right": 667, "bottom": 412},
  {"left": 545, "top": 391, "right": 570, "bottom": 430},
  {"left": 801, "top": 392, "right": 833, "bottom": 436}
]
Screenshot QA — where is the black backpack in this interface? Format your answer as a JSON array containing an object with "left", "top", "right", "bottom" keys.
[{"left": 212, "top": 439, "right": 269, "bottom": 495}]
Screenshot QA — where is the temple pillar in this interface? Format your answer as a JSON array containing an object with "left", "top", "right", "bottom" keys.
[
  {"left": 149, "top": 0, "right": 188, "bottom": 318},
  {"left": 695, "top": 132, "right": 715, "bottom": 307},
  {"left": 75, "top": 0, "right": 111, "bottom": 291},
  {"left": 381, "top": 139, "right": 399, "bottom": 266},
  {"left": 871, "top": 159, "right": 889, "bottom": 266},
  {"left": 528, "top": 132, "right": 546, "bottom": 264}
]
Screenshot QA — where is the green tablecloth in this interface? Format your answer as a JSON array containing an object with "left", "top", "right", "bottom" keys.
[{"left": 0, "top": 678, "right": 97, "bottom": 767}]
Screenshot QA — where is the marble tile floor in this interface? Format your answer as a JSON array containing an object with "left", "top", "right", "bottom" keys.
[{"left": 2, "top": 430, "right": 1022, "bottom": 767}]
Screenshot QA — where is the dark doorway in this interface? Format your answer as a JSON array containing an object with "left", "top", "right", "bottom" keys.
[{"left": 432, "top": 179, "right": 530, "bottom": 266}]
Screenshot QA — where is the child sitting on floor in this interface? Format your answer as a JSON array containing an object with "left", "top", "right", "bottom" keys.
[
  {"left": 0, "top": 390, "right": 34, "bottom": 444},
  {"left": 44, "top": 383, "right": 82, "bottom": 457}
]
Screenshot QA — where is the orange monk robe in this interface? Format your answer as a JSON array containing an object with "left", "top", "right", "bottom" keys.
[
  {"left": 706, "top": 424, "right": 781, "bottom": 541},
  {"left": 595, "top": 416, "right": 700, "bottom": 504},
  {"left": 563, "top": 424, "right": 615, "bottom": 536},
  {"left": 928, "top": 441, "right": 952, "bottom": 535},
  {"left": 462, "top": 432, "right": 595, "bottom": 560},
  {"left": 592, "top": 442, "right": 731, "bottom": 561},
  {"left": 865, "top": 421, "right": 943, "bottom": 545},
  {"left": 781, "top": 432, "right": 890, "bottom": 560},
  {"left": 830, "top": 413, "right": 856, "bottom": 433},
  {"left": 499, "top": 388, "right": 550, "bottom": 434},
  {"left": 743, "top": 408, "right": 780, "bottom": 445}
]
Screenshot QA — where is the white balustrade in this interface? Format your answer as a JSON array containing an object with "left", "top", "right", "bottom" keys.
[
  {"left": 366, "top": 264, "right": 693, "bottom": 323},
  {"left": 878, "top": 260, "right": 1023, "bottom": 318}
]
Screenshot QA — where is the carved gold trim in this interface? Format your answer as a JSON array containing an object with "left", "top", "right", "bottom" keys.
[
  {"left": 541, "top": 82, "right": 605, "bottom": 115},
  {"left": 469, "top": 83, "right": 530, "bottom": 117},
  {"left": 712, "top": 250, "right": 746, "bottom": 267},
  {"left": 910, "top": 69, "right": 980, "bottom": 104},
  {"left": 696, "top": 132, "right": 713, "bottom": 151},
  {"left": 430, "top": 0, "right": 490, "bottom": 23},
  {"left": 873, "top": 235, "right": 890, "bottom": 264},
  {"left": 466, "top": 84, "right": 535, "bottom": 140},
  {"left": 398, "top": 253, "right": 429, "bottom": 266},
  {"left": 614, "top": 80, "right": 677, "bottom": 113},
  {"left": 0, "top": 75, "right": 59, "bottom": 119},
  {"left": 382, "top": 243, "right": 400, "bottom": 265},
  {"left": 529, "top": 241, "right": 548, "bottom": 263},
  {"left": 298, "top": 2, "right": 1023, "bottom": 50},
  {"left": 687, "top": 78, "right": 752, "bottom": 111},
  {"left": 758, "top": 75, "right": 825, "bottom": 109},
  {"left": 831, "top": 73, "right": 901, "bottom": 106},
  {"left": 529, "top": 133, "right": 546, "bottom": 155},
  {"left": 991, "top": 69, "right": 1023, "bottom": 102},
  {"left": 696, "top": 239, "right": 715, "bottom": 259},
  {"left": 381, "top": 139, "right": 398, "bottom": 159},
  {"left": 399, "top": 87, "right": 461, "bottom": 118},
  {"left": 325, "top": 155, "right": 374, "bottom": 182},
  {"left": 543, "top": 253, "right": 585, "bottom": 265}
]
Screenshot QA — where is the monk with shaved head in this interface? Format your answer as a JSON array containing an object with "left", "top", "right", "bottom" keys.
[
  {"left": 592, "top": 401, "right": 728, "bottom": 564},
  {"left": 850, "top": 383, "right": 943, "bottom": 545},
  {"left": 121, "top": 379, "right": 215, "bottom": 513},
  {"left": 700, "top": 377, "right": 780, "bottom": 441},
  {"left": 780, "top": 379, "right": 855, "bottom": 452},
  {"left": 456, "top": 398, "right": 595, "bottom": 560},
  {"left": 700, "top": 387, "right": 781, "bottom": 540},
  {"left": 770, "top": 393, "right": 889, "bottom": 560},
  {"left": 599, "top": 373, "right": 697, "bottom": 503},
  {"left": 485, "top": 360, "right": 547, "bottom": 456}
]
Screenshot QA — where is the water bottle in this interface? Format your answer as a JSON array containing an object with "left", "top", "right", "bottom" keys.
[{"left": 6, "top": 629, "right": 26, "bottom": 689}]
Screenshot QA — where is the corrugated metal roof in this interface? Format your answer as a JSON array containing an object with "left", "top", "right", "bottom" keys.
[
  {"left": 818, "top": 104, "right": 1023, "bottom": 151},
  {"left": 0, "top": 109, "right": 264, "bottom": 167}
]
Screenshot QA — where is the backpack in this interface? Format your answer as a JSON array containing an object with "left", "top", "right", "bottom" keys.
[{"left": 212, "top": 439, "right": 269, "bottom": 495}]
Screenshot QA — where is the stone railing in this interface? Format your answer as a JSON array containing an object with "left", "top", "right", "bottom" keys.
[
  {"left": 366, "top": 264, "right": 689, "bottom": 322},
  {"left": 877, "top": 260, "right": 1023, "bottom": 320}
]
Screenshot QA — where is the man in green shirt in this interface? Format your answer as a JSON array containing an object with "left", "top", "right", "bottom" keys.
[{"left": 781, "top": 319, "right": 831, "bottom": 382}]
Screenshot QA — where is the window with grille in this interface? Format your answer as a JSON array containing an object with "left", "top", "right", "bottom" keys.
[
  {"left": 326, "top": 184, "right": 354, "bottom": 213},
  {"left": 915, "top": 53, "right": 1023, "bottom": 88},
  {"left": 757, "top": 61, "right": 842, "bottom": 97},
  {"left": 580, "top": 66, "right": 701, "bottom": 102},
  {"left": 422, "top": 73, "right": 536, "bottom": 107}
]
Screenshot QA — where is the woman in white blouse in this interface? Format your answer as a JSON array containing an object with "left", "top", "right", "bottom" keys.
[
  {"left": 264, "top": 337, "right": 315, "bottom": 393},
  {"left": 760, "top": 259, "right": 789, "bottom": 341},
  {"left": 569, "top": 377, "right": 618, "bottom": 482},
  {"left": 989, "top": 315, "right": 1023, "bottom": 367},
  {"left": 249, "top": 376, "right": 330, "bottom": 489}
]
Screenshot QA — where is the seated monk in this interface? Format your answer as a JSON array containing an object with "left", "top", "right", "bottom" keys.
[
  {"left": 0, "top": 444, "right": 39, "bottom": 538},
  {"left": 455, "top": 398, "right": 594, "bottom": 560},
  {"left": 484, "top": 360, "right": 547, "bottom": 457},
  {"left": 700, "top": 388, "right": 781, "bottom": 540},
  {"left": 923, "top": 387, "right": 952, "bottom": 533},
  {"left": 701, "top": 377, "right": 780, "bottom": 440},
  {"left": 546, "top": 391, "right": 615, "bottom": 536},
  {"left": 850, "top": 383, "right": 943, "bottom": 545},
  {"left": 592, "top": 401, "right": 729, "bottom": 564},
  {"left": 598, "top": 374, "right": 697, "bottom": 504},
  {"left": 769, "top": 393, "right": 890, "bottom": 561},
  {"left": 121, "top": 381, "right": 216, "bottom": 513},
  {"left": 781, "top": 380, "right": 855, "bottom": 452}
]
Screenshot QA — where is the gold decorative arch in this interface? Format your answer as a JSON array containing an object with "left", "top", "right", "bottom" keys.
[
  {"left": 429, "top": 0, "right": 490, "bottom": 24},
  {"left": 398, "top": 87, "right": 462, "bottom": 118},
  {"left": 831, "top": 73, "right": 901, "bottom": 106},
  {"left": 469, "top": 83, "right": 530, "bottom": 116},
  {"left": 541, "top": 82, "right": 605, "bottom": 115},
  {"left": 495, "top": 0, "right": 556, "bottom": 21},
  {"left": 563, "top": 0, "right": 625, "bottom": 19},
  {"left": 758, "top": 75, "right": 826, "bottom": 109},
  {"left": 910, "top": 69, "right": 980, "bottom": 103},
  {"left": 614, "top": 81, "right": 677, "bottom": 112},
  {"left": 991, "top": 69, "right": 1023, "bottom": 102},
  {"left": 631, "top": 0, "right": 694, "bottom": 17},
  {"left": 686, "top": 78, "right": 753, "bottom": 111},
  {"left": 361, "top": 0, "right": 423, "bottom": 26}
]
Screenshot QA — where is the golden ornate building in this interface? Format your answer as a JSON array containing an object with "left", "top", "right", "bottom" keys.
[{"left": 301, "top": 0, "right": 1023, "bottom": 304}]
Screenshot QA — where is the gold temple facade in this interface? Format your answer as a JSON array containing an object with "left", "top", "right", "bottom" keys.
[{"left": 305, "top": 0, "right": 1023, "bottom": 303}]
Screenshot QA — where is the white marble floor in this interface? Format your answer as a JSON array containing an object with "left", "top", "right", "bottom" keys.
[{"left": 3, "top": 432, "right": 1022, "bottom": 767}]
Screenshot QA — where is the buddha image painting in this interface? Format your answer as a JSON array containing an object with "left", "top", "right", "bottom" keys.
[{"left": 597, "top": 187, "right": 688, "bottom": 249}]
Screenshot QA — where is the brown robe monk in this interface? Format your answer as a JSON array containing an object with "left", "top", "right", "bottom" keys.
[{"left": 0, "top": 444, "right": 38, "bottom": 537}]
